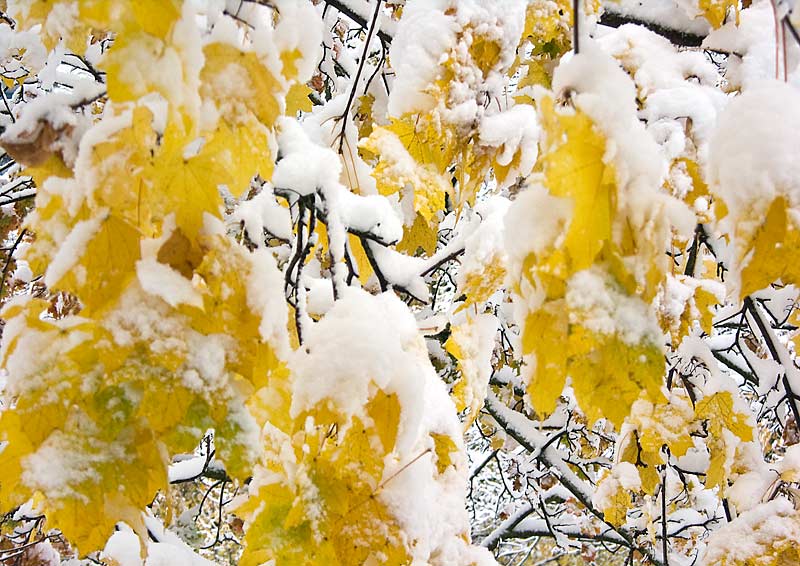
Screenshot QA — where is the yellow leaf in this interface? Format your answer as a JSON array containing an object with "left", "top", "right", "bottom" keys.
[
  {"left": 699, "top": 0, "right": 739, "bottom": 28},
  {"left": 696, "top": 391, "right": 752, "bottom": 443},
  {"left": 430, "top": 432, "right": 458, "bottom": 474},
  {"left": 539, "top": 96, "right": 614, "bottom": 271},
  {"left": 147, "top": 122, "right": 232, "bottom": 239},
  {"left": 201, "top": 42, "right": 282, "bottom": 127},
  {"left": 445, "top": 315, "right": 496, "bottom": 425},
  {"left": 659, "top": 275, "right": 721, "bottom": 346},
  {"left": 522, "top": 305, "right": 569, "bottom": 417},
  {"left": 366, "top": 391, "right": 401, "bottom": 454},
  {"left": 362, "top": 124, "right": 449, "bottom": 225},
  {"left": 695, "top": 391, "right": 753, "bottom": 488},
  {"left": 88, "top": 105, "right": 157, "bottom": 233},
  {"left": 455, "top": 256, "right": 506, "bottom": 313},
  {"left": 50, "top": 213, "right": 141, "bottom": 315},
  {"left": 595, "top": 466, "right": 639, "bottom": 527},
  {"left": 285, "top": 83, "right": 313, "bottom": 115},
  {"left": 397, "top": 212, "right": 438, "bottom": 256},
  {"left": 739, "top": 197, "right": 800, "bottom": 297},
  {"left": 569, "top": 328, "right": 664, "bottom": 428}
]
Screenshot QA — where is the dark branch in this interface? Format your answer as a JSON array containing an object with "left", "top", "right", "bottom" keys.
[
  {"left": 599, "top": 11, "right": 706, "bottom": 47},
  {"left": 322, "top": 0, "right": 394, "bottom": 44}
]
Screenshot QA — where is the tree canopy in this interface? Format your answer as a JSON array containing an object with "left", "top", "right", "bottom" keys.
[{"left": 0, "top": 1, "right": 799, "bottom": 565}]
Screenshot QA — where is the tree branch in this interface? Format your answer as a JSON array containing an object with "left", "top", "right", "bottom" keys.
[
  {"left": 322, "top": 0, "right": 394, "bottom": 44},
  {"left": 599, "top": 11, "right": 706, "bottom": 47},
  {"left": 484, "top": 393, "right": 664, "bottom": 566}
]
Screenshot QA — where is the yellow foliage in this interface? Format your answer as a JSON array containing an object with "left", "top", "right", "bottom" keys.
[
  {"left": 521, "top": 304, "right": 569, "bottom": 417},
  {"left": 11, "top": 0, "right": 181, "bottom": 52},
  {"left": 569, "top": 328, "right": 664, "bottom": 428},
  {"left": 201, "top": 42, "right": 282, "bottom": 127},
  {"left": 0, "top": 3, "right": 302, "bottom": 553},
  {"left": 513, "top": 95, "right": 669, "bottom": 428},
  {"left": 396, "top": 212, "right": 438, "bottom": 256},
  {"left": 50, "top": 213, "right": 141, "bottom": 315},
  {"left": 699, "top": 0, "right": 739, "bottom": 28},
  {"left": 455, "top": 251, "right": 507, "bottom": 313},
  {"left": 659, "top": 275, "right": 720, "bottom": 346},
  {"left": 285, "top": 83, "right": 314, "bottom": 115},
  {"left": 620, "top": 392, "right": 695, "bottom": 494},
  {"left": 237, "top": 394, "right": 414, "bottom": 565},
  {"left": 594, "top": 465, "right": 638, "bottom": 527},
  {"left": 430, "top": 432, "right": 458, "bottom": 474},
  {"left": 538, "top": 96, "right": 614, "bottom": 272},
  {"left": 445, "top": 315, "right": 496, "bottom": 426},
  {"left": 695, "top": 391, "right": 753, "bottom": 489},
  {"left": 702, "top": 502, "right": 800, "bottom": 565},
  {"left": 738, "top": 197, "right": 800, "bottom": 297},
  {"left": 362, "top": 121, "right": 450, "bottom": 227},
  {"left": 88, "top": 105, "right": 158, "bottom": 231}
]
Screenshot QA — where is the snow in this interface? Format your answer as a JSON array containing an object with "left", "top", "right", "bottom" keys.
[
  {"left": 305, "top": 276, "right": 334, "bottom": 316},
  {"left": 388, "top": 0, "right": 526, "bottom": 127},
  {"left": 702, "top": 499, "right": 800, "bottom": 564},
  {"left": 504, "top": 183, "right": 571, "bottom": 271},
  {"left": 336, "top": 188, "right": 403, "bottom": 244},
  {"left": 230, "top": 183, "right": 292, "bottom": 244},
  {"left": 708, "top": 80, "right": 800, "bottom": 295},
  {"left": 728, "top": 469, "right": 776, "bottom": 513},
  {"left": 21, "top": 424, "right": 115, "bottom": 503},
  {"left": 639, "top": 85, "right": 727, "bottom": 156},
  {"left": 549, "top": 43, "right": 668, "bottom": 210},
  {"left": 136, "top": 257, "right": 203, "bottom": 309},
  {"left": 6, "top": 0, "right": 800, "bottom": 561},
  {"left": 0, "top": 25, "right": 46, "bottom": 79},
  {"left": 273, "top": 116, "right": 403, "bottom": 248},
  {"left": 43, "top": 213, "right": 102, "bottom": 288},
  {"left": 270, "top": 0, "right": 323, "bottom": 82},
  {"left": 1, "top": 79, "right": 101, "bottom": 167},
  {"left": 365, "top": 241, "right": 428, "bottom": 300},
  {"left": 287, "top": 288, "right": 497, "bottom": 564},
  {"left": 167, "top": 455, "right": 207, "bottom": 483},
  {"left": 273, "top": 117, "right": 342, "bottom": 197},
  {"left": 478, "top": 105, "right": 540, "bottom": 187},
  {"left": 387, "top": 0, "right": 459, "bottom": 117},
  {"left": 104, "top": 530, "right": 142, "bottom": 566},
  {"left": 592, "top": 462, "right": 641, "bottom": 517},
  {"left": 448, "top": 312, "right": 498, "bottom": 416},
  {"left": 604, "top": 0, "right": 711, "bottom": 36},
  {"left": 42, "top": 2, "right": 79, "bottom": 46},
  {"left": 598, "top": 23, "right": 719, "bottom": 94},
  {"left": 74, "top": 108, "right": 136, "bottom": 211},
  {"left": 131, "top": 512, "right": 216, "bottom": 565},
  {"left": 703, "top": 1, "right": 791, "bottom": 90},
  {"left": 458, "top": 196, "right": 510, "bottom": 289},
  {"left": 332, "top": 0, "right": 398, "bottom": 39},
  {"left": 290, "top": 288, "right": 428, "bottom": 452},
  {"left": 0, "top": 300, "right": 88, "bottom": 397},
  {"left": 566, "top": 266, "right": 664, "bottom": 346},
  {"left": 709, "top": 80, "right": 800, "bottom": 215},
  {"left": 246, "top": 247, "right": 290, "bottom": 352}
]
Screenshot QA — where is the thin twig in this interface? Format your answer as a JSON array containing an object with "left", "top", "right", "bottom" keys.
[{"left": 335, "top": 0, "right": 382, "bottom": 153}]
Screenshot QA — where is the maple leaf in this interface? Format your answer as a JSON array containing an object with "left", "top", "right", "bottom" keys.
[
  {"left": 445, "top": 314, "right": 497, "bottom": 425},
  {"left": 659, "top": 274, "right": 721, "bottom": 346},
  {"left": 738, "top": 197, "right": 800, "bottom": 297},
  {"left": 201, "top": 42, "right": 282, "bottom": 128},
  {"left": 361, "top": 123, "right": 450, "bottom": 226},
  {"left": 593, "top": 463, "right": 640, "bottom": 527},
  {"left": 45, "top": 212, "right": 141, "bottom": 315},
  {"left": 698, "top": 0, "right": 739, "bottom": 28},
  {"left": 701, "top": 500, "right": 800, "bottom": 565},
  {"left": 695, "top": 391, "right": 753, "bottom": 489}
]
